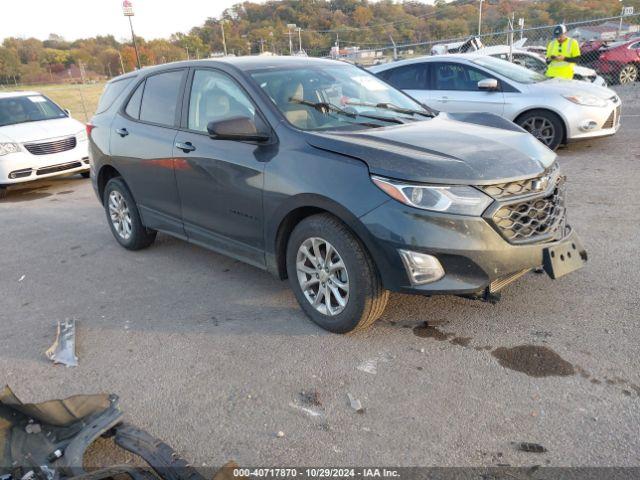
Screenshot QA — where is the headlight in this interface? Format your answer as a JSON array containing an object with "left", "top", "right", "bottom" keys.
[
  {"left": 372, "top": 176, "right": 492, "bottom": 216},
  {"left": 564, "top": 94, "right": 607, "bottom": 107},
  {"left": 0, "top": 143, "right": 21, "bottom": 156}
]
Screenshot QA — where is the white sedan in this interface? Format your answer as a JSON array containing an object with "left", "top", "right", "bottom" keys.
[
  {"left": 370, "top": 54, "right": 621, "bottom": 150},
  {"left": 0, "top": 91, "right": 89, "bottom": 198}
]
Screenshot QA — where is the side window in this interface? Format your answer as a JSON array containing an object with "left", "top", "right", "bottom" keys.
[
  {"left": 513, "top": 54, "right": 545, "bottom": 72},
  {"left": 630, "top": 42, "right": 640, "bottom": 50},
  {"left": 96, "top": 77, "right": 134, "bottom": 114},
  {"left": 125, "top": 81, "right": 144, "bottom": 119},
  {"left": 188, "top": 69, "right": 256, "bottom": 133},
  {"left": 432, "top": 63, "right": 493, "bottom": 91},
  {"left": 139, "top": 70, "right": 185, "bottom": 126},
  {"left": 382, "top": 64, "right": 427, "bottom": 90}
]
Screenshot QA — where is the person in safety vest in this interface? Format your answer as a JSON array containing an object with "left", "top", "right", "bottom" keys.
[{"left": 546, "top": 24, "right": 581, "bottom": 79}]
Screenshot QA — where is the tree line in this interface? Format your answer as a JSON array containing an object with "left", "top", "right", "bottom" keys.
[{"left": 1, "top": 0, "right": 638, "bottom": 84}]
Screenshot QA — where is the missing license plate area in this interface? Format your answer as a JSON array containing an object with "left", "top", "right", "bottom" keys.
[{"left": 543, "top": 234, "right": 588, "bottom": 279}]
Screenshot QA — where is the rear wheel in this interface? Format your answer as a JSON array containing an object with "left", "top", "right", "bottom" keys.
[
  {"left": 618, "top": 64, "right": 638, "bottom": 85},
  {"left": 516, "top": 110, "right": 564, "bottom": 151},
  {"left": 103, "top": 177, "right": 156, "bottom": 250},
  {"left": 286, "top": 214, "right": 389, "bottom": 334}
]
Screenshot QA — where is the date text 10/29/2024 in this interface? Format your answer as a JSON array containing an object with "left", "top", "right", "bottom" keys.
[{"left": 232, "top": 469, "right": 400, "bottom": 478}]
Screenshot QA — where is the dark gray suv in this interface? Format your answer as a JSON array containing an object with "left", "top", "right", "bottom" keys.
[{"left": 89, "top": 57, "right": 587, "bottom": 333}]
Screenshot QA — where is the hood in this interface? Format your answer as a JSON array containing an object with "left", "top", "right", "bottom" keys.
[
  {"left": 304, "top": 112, "right": 556, "bottom": 185},
  {"left": 531, "top": 78, "right": 617, "bottom": 99},
  {"left": 0, "top": 116, "right": 84, "bottom": 143}
]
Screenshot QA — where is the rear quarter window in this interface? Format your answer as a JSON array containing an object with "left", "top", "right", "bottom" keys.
[{"left": 95, "top": 77, "right": 135, "bottom": 114}]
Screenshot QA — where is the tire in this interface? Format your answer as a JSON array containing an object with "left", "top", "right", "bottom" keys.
[
  {"left": 516, "top": 109, "right": 565, "bottom": 151},
  {"left": 286, "top": 213, "right": 389, "bottom": 334},
  {"left": 103, "top": 177, "right": 156, "bottom": 250},
  {"left": 80, "top": 171, "right": 91, "bottom": 179},
  {"left": 618, "top": 64, "right": 638, "bottom": 85}
]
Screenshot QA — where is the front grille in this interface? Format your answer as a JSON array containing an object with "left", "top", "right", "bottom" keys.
[
  {"left": 24, "top": 136, "right": 76, "bottom": 155},
  {"left": 490, "top": 180, "right": 566, "bottom": 244},
  {"left": 481, "top": 163, "right": 559, "bottom": 200},
  {"left": 603, "top": 111, "right": 615, "bottom": 129},
  {"left": 36, "top": 161, "right": 82, "bottom": 176}
]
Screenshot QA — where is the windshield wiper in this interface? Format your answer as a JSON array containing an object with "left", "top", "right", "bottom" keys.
[
  {"left": 345, "top": 100, "right": 436, "bottom": 118},
  {"left": 289, "top": 98, "right": 404, "bottom": 125}
]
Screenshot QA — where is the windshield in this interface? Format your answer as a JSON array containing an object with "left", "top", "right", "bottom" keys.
[
  {"left": 472, "top": 56, "right": 547, "bottom": 84},
  {"left": 0, "top": 95, "right": 67, "bottom": 127},
  {"left": 249, "top": 64, "right": 430, "bottom": 131}
]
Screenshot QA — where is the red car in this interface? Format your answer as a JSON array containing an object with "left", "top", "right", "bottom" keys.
[{"left": 587, "top": 39, "right": 640, "bottom": 85}]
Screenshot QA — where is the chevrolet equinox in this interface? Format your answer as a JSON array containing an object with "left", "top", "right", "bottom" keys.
[{"left": 89, "top": 57, "right": 587, "bottom": 333}]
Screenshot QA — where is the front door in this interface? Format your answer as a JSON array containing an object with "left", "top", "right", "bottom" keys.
[
  {"left": 173, "top": 68, "right": 268, "bottom": 268},
  {"left": 429, "top": 62, "right": 505, "bottom": 115}
]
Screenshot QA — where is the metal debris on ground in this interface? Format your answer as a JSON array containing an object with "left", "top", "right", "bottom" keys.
[
  {"left": 347, "top": 393, "right": 365, "bottom": 413},
  {"left": 45, "top": 319, "right": 78, "bottom": 367},
  {"left": 18, "top": 275, "right": 26, "bottom": 282},
  {"left": 514, "top": 442, "right": 547, "bottom": 453},
  {"left": 276, "top": 431, "right": 285, "bottom": 438}
]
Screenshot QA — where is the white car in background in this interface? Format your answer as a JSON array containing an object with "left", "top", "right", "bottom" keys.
[
  {"left": 0, "top": 91, "right": 89, "bottom": 198},
  {"left": 475, "top": 42, "right": 607, "bottom": 87},
  {"left": 370, "top": 54, "right": 621, "bottom": 150}
]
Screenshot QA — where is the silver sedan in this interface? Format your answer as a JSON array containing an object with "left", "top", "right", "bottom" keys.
[{"left": 370, "top": 54, "right": 621, "bottom": 150}]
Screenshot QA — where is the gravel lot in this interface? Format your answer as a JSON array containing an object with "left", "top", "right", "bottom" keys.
[{"left": 1, "top": 86, "right": 639, "bottom": 469}]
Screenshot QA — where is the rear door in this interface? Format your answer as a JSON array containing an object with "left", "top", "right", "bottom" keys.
[
  {"left": 377, "top": 63, "right": 431, "bottom": 105},
  {"left": 429, "top": 61, "right": 505, "bottom": 115},
  {"left": 109, "top": 69, "right": 187, "bottom": 235}
]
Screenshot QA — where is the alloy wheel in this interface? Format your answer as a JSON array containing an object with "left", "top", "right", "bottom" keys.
[
  {"left": 520, "top": 117, "right": 556, "bottom": 147},
  {"left": 108, "top": 190, "right": 132, "bottom": 240},
  {"left": 296, "top": 237, "right": 349, "bottom": 316},
  {"left": 619, "top": 65, "right": 638, "bottom": 85}
]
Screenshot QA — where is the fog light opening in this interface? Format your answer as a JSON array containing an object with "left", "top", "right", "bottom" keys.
[
  {"left": 579, "top": 120, "right": 598, "bottom": 132},
  {"left": 398, "top": 250, "right": 444, "bottom": 286}
]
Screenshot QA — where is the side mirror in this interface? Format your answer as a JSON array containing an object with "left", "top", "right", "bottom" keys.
[
  {"left": 478, "top": 78, "right": 499, "bottom": 91},
  {"left": 207, "top": 116, "right": 270, "bottom": 142}
]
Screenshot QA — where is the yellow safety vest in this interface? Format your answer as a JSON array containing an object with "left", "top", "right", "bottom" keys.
[{"left": 546, "top": 38, "right": 581, "bottom": 79}]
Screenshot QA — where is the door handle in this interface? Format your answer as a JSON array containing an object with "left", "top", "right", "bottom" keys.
[
  {"left": 175, "top": 141, "right": 196, "bottom": 153},
  {"left": 116, "top": 128, "right": 129, "bottom": 137}
]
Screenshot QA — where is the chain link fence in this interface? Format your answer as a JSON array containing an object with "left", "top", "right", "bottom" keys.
[{"left": 335, "top": 13, "right": 640, "bottom": 89}]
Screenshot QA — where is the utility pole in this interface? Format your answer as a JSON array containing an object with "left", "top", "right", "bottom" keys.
[
  {"left": 118, "top": 51, "right": 125, "bottom": 74},
  {"left": 478, "top": 0, "right": 484, "bottom": 36},
  {"left": 296, "top": 27, "right": 303, "bottom": 53},
  {"left": 287, "top": 24, "right": 297, "bottom": 55},
  {"left": 122, "top": 1, "right": 141, "bottom": 69},
  {"left": 221, "top": 20, "right": 228, "bottom": 56},
  {"left": 389, "top": 35, "right": 397, "bottom": 60}
]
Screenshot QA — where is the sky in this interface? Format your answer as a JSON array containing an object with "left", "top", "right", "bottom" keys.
[{"left": 1, "top": 0, "right": 242, "bottom": 42}]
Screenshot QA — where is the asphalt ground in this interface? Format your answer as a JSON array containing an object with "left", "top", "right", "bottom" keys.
[{"left": 1, "top": 85, "right": 639, "bottom": 469}]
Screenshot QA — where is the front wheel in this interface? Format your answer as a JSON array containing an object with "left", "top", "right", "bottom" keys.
[
  {"left": 516, "top": 110, "right": 564, "bottom": 151},
  {"left": 618, "top": 64, "right": 638, "bottom": 85},
  {"left": 286, "top": 214, "right": 389, "bottom": 334},
  {"left": 103, "top": 177, "right": 156, "bottom": 250}
]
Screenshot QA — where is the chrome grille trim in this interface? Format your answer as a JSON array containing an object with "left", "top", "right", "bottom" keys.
[{"left": 24, "top": 136, "right": 77, "bottom": 156}]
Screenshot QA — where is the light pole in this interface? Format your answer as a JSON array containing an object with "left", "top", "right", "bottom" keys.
[
  {"left": 296, "top": 27, "right": 303, "bottom": 53},
  {"left": 220, "top": 20, "right": 228, "bottom": 56},
  {"left": 478, "top": 0, "right": 484, "bottom": 36},
  {"left": 287, "top": 24, "right": 297, "bottom": 55},
  {"left": 122, "top": 0, "right": 141, "bottom": 69}
]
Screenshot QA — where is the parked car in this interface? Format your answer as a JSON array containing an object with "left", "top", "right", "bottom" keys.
[
  {"left": 0, "top": 91, "right": 89, "bottom": 198},
  {"left": 473, "top": 43, "right": 607, "bottom": 86},
  {"left": 583, "top": 39, "right": 640, "bottom": 85},
  {"left": 370, "top": 54, "right": 621, "bottom": 150},
  {"left": 89, "top": 57, "right": 587, "bottom": 333}
]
